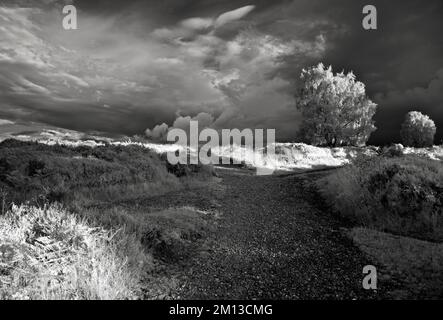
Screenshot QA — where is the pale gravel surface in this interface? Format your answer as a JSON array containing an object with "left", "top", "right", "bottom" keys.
[
  {"left": 118, "top": 167, "right": 398, "bottom": 299},
  {"left": 175, "top": 168, "right": 390, "bottom": 299}
]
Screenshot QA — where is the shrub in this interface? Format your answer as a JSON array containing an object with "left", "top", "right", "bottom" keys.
[
  {"left": 317, "top": 155, "right": 443, "bottom": 241},
  {"left": 0, "top": 204, "right": 146, "bottom": 300},
  {"left": 400, "top": 111, "right": 436, "bottom": 147},
  {"left": 381, "top": 143, "right": 404, "bottom": 157}
]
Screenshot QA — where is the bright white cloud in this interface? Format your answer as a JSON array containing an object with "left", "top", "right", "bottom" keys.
[
  {"left": 214, "top": 5, "right": 256, "bottom": 28},
  {"left": 181, "top": 17, "right": 214, "bottom": 30},
  {"left": 145, "top": 123, "right": 169, "bottom": 141},
  {"left": 0, "top": 119, "right": 15, "bottom": 126}
]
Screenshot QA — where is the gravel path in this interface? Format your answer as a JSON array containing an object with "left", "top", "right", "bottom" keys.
[{"left": 170, "top": 167, "right": 384, "bottom": 299}]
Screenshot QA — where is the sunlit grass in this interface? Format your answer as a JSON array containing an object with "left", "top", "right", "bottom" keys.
[{"left": 0, "top": 204, "right": 146, "bottom": 300}]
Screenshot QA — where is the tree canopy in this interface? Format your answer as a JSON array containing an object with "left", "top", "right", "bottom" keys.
[
  {"left": 296, "top": 63, "right": 377, "bottom": 147},
  {"left": 400, "top": 111, "right": 436, "bottom": 147}
]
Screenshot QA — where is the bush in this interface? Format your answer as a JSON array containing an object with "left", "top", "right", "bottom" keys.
[
  {"left": 317, "top": 155, "right": 443, "bottom": 241},
  {"left": 400, "top": 111, "right": 436, "bottom": 147},
  {"left": 0, "top": 204, "right": 146, "bottom": 300},
  {"left": 381, "top": 144, "right": 404, "bottom": 157}
]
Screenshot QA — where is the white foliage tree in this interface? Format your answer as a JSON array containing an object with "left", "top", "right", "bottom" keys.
[
  {"left": 400, "top": 111, "right": 436, "bottom": 147},
  {"left": 296, "top": 63, "right": 377, "bottom": 147}
]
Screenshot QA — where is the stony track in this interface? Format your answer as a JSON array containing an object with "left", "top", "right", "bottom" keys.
[{"left": 169, "top": 168, "right": 385, "bottom": 299}]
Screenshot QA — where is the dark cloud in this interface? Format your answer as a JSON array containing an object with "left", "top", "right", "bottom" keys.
[{"left": 371, "top": 68, "right": 443, "bottom": 144}]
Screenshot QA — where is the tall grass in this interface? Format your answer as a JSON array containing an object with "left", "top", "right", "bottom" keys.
[
  {"left": 0, "top": 139, "right": 216, "bottom": 300},
  {"left": 317, "top": 154, "right": 443, "bottom": 241},
  {"left": 0, "top": 204, "right": 147, "bottom": 300}
]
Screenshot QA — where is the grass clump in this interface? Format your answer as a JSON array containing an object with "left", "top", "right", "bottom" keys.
[
  {"left": 317, "top": 154, "right": 443, "bottom": 241},
  {"left": 0, "top": 204, "right": 146, "bottom": 300}
]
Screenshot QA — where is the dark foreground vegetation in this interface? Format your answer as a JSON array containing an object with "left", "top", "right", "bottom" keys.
[
  {"left": 0, "top": 139, "right": 213, "bottom": 209},
  {"left": 0, "top": 139, "right": 214, "bottom": 299}
]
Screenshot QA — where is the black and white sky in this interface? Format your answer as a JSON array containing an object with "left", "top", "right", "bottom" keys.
[{"left": 0, "top": 0, "right": 442, "bottom": 144}]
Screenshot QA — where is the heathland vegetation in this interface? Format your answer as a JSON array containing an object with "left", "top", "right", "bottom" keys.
[
  {"left": 0, "top": 139, "right": 214, "bottom": 299},
  {"left": 317, "top": 153, "right": 443, "bottom": 241}
]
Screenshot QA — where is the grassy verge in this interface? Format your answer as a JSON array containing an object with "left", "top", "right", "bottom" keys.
[
  {"left": 316, "top": 154, "right": 443, "bottom": 242},
  {"left": 349, "top": 227, "right": 443, "bottom": 298},
  {"left": 0, "top": 139, "right": 216, "bottom": 299}
]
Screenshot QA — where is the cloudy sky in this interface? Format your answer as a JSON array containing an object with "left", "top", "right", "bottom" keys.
[{"left": 0, "top": 0, "right": 442, "bottom": 144}]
